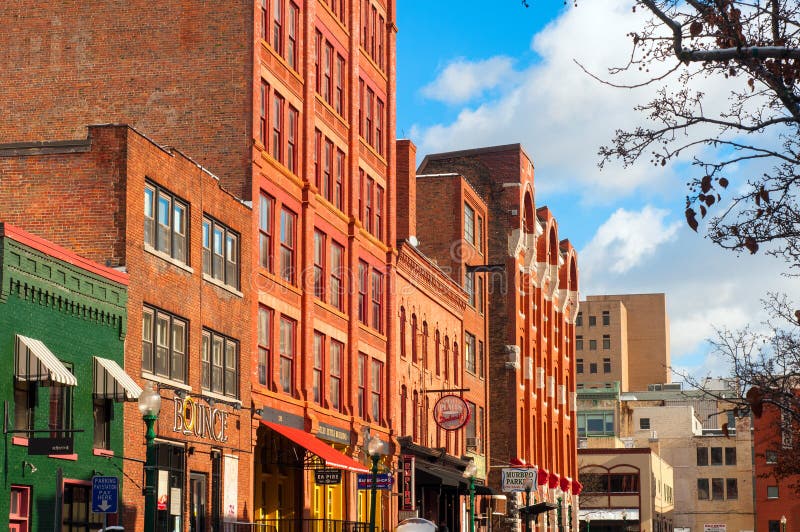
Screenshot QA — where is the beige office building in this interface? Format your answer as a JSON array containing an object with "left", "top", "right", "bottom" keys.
[{"left": 575, "top": 294, "right": 670, "bottom": 392}]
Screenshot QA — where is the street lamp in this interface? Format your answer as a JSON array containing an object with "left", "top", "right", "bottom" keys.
[
  {"left": 782, "top": 515, "right": 788, "bottom": 532},
  {"left": 366, "top": 436, "right": 388, "bottom": 532},
  {"left": 463, "top": 460, "right": 478, "bottom": 532},
  {"left": 137, "top": 382, "right": 161, "bottom": 532}
]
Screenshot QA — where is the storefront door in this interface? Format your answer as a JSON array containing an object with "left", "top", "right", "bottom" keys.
[{"left": 190, "top": 473, "right": 207, "bottom": 532}]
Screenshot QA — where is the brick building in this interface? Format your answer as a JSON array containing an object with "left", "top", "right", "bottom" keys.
[
  {"left": 1, "top": 223, "right": 131, "bottom": 532},
  {"left": 575, "top": 294, "right": 670, "bottom": 392},
  {"left": 416, "top": 144, "right": 580, "bottom": 528},
  {"left": 0, "top": 125, "right": 253, "bottom": 531}
]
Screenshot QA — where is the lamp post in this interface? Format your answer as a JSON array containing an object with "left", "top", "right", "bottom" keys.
[
  {"left": 463, "top": 460, "right": 478, "bottom": 532},
  {"left": 366, "top": 436, "right": 388, "bottom": 532},
  {"left": 782, "top": 515, "right": 788, "bottom": 532},
  {"left": 137, "top": 382, "right": 162, "bottom": 532}
]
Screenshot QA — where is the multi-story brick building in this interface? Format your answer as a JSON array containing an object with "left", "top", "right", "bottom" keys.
[
  {"left": 0, "top": 125, "right": 253, "bottom": 531},
  {"left": 416, "top": 144, "right": 580, "bottom": 528},
  {"left": 0, "top": 223, "right": 131, "bottom": 532},
  {"left": 575, "top": 294, "right": 670, "bottom": 392}
]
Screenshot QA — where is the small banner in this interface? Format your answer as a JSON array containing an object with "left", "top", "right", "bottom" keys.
[
  {"left": 357, "top": 473, "right": 394, "bottom": 490},
  {"left": 401, "top": 455, "right": 415, "bottom": 511}
]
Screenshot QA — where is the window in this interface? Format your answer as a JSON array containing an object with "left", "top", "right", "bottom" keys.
[
  {"left": 726, "top": 478, "right": 738, "bottom": 500},
  {"left": 260, "top": 0, "right": 268, "bottom": 41},
  {"left": 697, "top": 447, "right": 709, "bottom": 466},
  {"left": 313, "top": 332, "right": 323, "bottom": 405},
  {"left": 358, "top": 79, "right": 364, "bottom": 136},
  {"left": 323, "top": 41, "right": 333, "bottom": 103},
  {"left": 272, "top": 0, "right": 283, "bottom": 54},
  {"left": 280, "top": 207, "right": 296, "bottom": 283},
  {"left": 400, "top": 307, "right": 407, "bottom": 358},
  {"left": 63, "top": 483, "right": 105, "bottom": 530},
  {"left": 602, "top": 335, "right": 610, "bottom": 349},
  {"left": 697, "top": 478, "right": 709, "bottom": 500},
  {"left": 272, "top": 92, "right": 284, "bottom": 162},
  {"left": 710, "top": 447, "right": 723, "bottom": 466},
  {"left": 602, "top": 310, "right": 610, "bottom": 326},
  {"left": 422, "top": 322, "right": 429, "bottom": 367},
  {"left": 477, "top": 275, "right": 484, "bottom": 314},
  {"left": 335, "top": 54, "right": 345, "bottom": 115},
  {"left": 444, "top": 337, "right": 450, "bottom": 381},
  {"left": 725, "top": 447, "right": 736, "bottom": 465},
  {"left": 314, "top": 128, "right": 321, "bottom": 188},
  {"left": 279, "top": 316, "right": 296, "bottom": 394},
  {"left": 371, "top": 269, "right": 383, "bottom": 332},
  {"left": 465, "top": 272, "right": 475, "bottom": 307},
  {"left": 711, "top": 478, "right": 724, "bottom": 500},
  {"left": 288, "top": 3, "right": 298, "bottom": 70},
  {"left": 640, "top": 418, "right": 651, "bottom": 430},
  {"left": 453, "top": 341, "right": 459, "bottom": 385},
  {"left": 608, "top": 474, "right": 639, "bottom": 493},
  {"left": 330, "top": 241, "right": 344, "bottom": 310},
  {"left": 576, "top": 336, "right": 583, "bottom": 350},
  {"left": 144, "top": 182, "right": 188, "bottom": 263},
  {"left": 322, "top": 138, "right": 332, "bottom": 199},
  {"left": 770, "top": 522, "right": 782, "bottom": 532},
  {"left": 577, "top": 411, "right": 615, "bottom": 436},
  {"left": 358, "top": 261, "right": 368, "bottom": 324},
  {"left": 477, "top": 217, "right": 483, "bottom": 251},
  {"left": 202, "top": 217, "right": 239, "bottom": 290},
  {"left": 375, "top": 185, "right": 384, "bottom": 240},
  {"left": 478, "top": 340, "right": 485, "bottom": 378},
  {"left": 357, "top": 353, "right": 367, "bottom": 418},
  {"left": 365, "top": 87, "right": 374, "bottom": 145},
  {"left": 589, "top": 362, "right": 597, "bottom": 374},
  {"left": 371, "top": 359, "right": 383, "bottom": 421},
  {"left": 142, "top": 306, "right": 187, "bottom": 383},
  {"left": 589, "top": 315, "right": 597, "bottom": 327},
  {"left": 10, "top": 485, "right": 31, "bottom": 532},
  {"left": 335, "top": 149, "right": 345, "bottom": 210},
  {"left": 13, "top": 380, "right": 34, "bottom": 432},
  {"left": 258, "top": 306, "right": 272, "bottom": 387},
  {"left": 202, "top": 330, "right": 239, "bottom": 398},
  {"left": 767, "top": 485, "right": 779, "bottom": 499},
  {"left": 376, "top": 98, "right": 384, "bottom": 154},
  {"left": 411, "top": 314, "right": 418, "bottom": 363},
  {"left": 603, "top": 357, "right": 611, "bottom": 373},
  {"left": 260, "top": 79, "right": 268, "bottom": 146},
  {"left": 93, "top": 398, "right": 112, "bottom": 450},
  {"left": 589, "top": 339, "right": 597, "bottom": 350},
  {"left": 465, "top": 333, "right": 477, "bottom": 374},
  {"left": 259, "top": 193, "right": 274, "bottom": 271},
  {"left": 766, "top": 450, "right": 778, "bottom": 464},
  {"left": 287, "top": 106, "right": 298, "bottom": 173},
  {"left": 365, "top": 177, "right": 373, "bottom": 233},
  {"left": 465, "top": 203, "right": 475, "bottom": 244},
  {"left": 48, "top": 381, "right": 72, "bottom": 438},
  {"left": 576, "top": 312, "right": 583, "bottom": 326},
  {"left": 435, "top": 330, "right": 441, "bottom": 374},
  {"left": 313, "top": 230, "right": 326, "bottom": 300},
  {"left": 577, "top": 358, "right": 584, "bottom": 373},
  {"left": 466, "top": 400, "right": 477, "bottom": 446},
  {"left": 329, "top": 340, "right": 343, "bottom": 411}
]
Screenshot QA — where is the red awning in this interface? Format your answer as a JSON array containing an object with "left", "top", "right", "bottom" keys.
[{"left": 261, "top": 421, "right": 369, "bottom": 472}]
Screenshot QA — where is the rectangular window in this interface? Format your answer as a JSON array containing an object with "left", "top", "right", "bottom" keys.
[
  {"left": 589, "top": 362, "right": 597, "bottom": 374},
  {"left": 324, "top": 42, "right": 333, "bottom": 104},
  {"left": 272, "top": 92, "right": 284, "bottom": 162},
  {"left": 602, "top": 334, "right": 610, "bottom": 349},
  {"left": 62, "top": 483, "right": 105, "bottom": 530},
  {"left": 323, "top": 138, "right": 332, "bottom": 200},
  {"left": 357, "top": 353, "right": 367, "bottom": 418},
  {"left": 288, "top": 2, "right": 298, "bottom": 69},
  {"left": 365, "top": 87, "right": 374, "bottom": 145},
  {"left": 329, "top": 242, "right": 344, "bottom": 310},
  {"left": 287, "top": 106, "right": 298, "bottom": 173},
  {"left": 10, "top": 485, "right": 31, "bottom": 532},
  {"left": 766, "top": 450, "right": 778, "bottom": 464},
  {"left": 726, "top": 478, "right": 738, "bottom": 500},
  {"left": 576, "top": 358, "right": 584, "bottom": 374},
  {"left": 711, "top": 478, "right": 724, "bottom": 500},
  {"left": 258, "top": 306, "right": 272, "bottom": 386},
  {"left": 725, "top": 447, "right": 736, "bottom": 465},
  {"left": 202, "top": 330, "right": 239, "bottom": 398},
  {"left": 260, "top": 0, "right": 268, "bottom": 41},
  {"left": 13, "top": 380, "right": 34, "bottom": 432},
  {"left": 280, "top": 207, "right": 296, "bottom": 283},
  {"left": 640, "top": 418, "right": 650, "bottom": 430},
  {"left": 279, "top": 316, "right": 296, "bottom": 394},
  {"left": 272, "top": 0, "right": 283, "bottom": 54},
  {"left": 143, "top": 305, "right": 187, "bottom": 383},
  {"left": 697, "top": 447, "right": 709, "bottom": 466},
  {"left": 371, "top": 269, "right": 383, "bottom": 332},
  {"left": 576, "top": 312, "right": 583, "bottom": 326},
  {"left": 260, "top": 79, "right": 268, "bottom": 146},
  {"left": 48, "top": 381, "right": 72, "bottom": 438},
  {"left": 314, "top": 129, "right": 322, "bottom": 189},
  {"left": 603, "top": 357, "right": 611, "bottom": 373},
  {"left": 465, "top": 273, "right": 475, "bottom": 307},
  {"left": 313, "top": 230, "right": 326, "bottom": 300},
  {"left": 589, "top": 315, "right": 597, "bottom": 327},
  {"left": 375, "top": 185, "right": 384, "bottom": 240},
  {"left": 370, "top": 5, "right": 377, "bottom": 56},
  {"left": 365, "top": 177, "right": 373, "bottom": 233},
  {"left": 465, "top": 332, "right": 477, "bottom": 374},
  {"left": 371, "top": 359, "right": 383, "bottom": 421},
  {"left": 478, "top": 340, "right": 485, "bottom": 378},
  {"left": 335, "top": 149, "right": 345, "bottom": 210},
  {"left": 711, "top": 447, "right": 723, "bottom": 466},
  {"left": 576, "top": 336, "right": 583, "bottom": 350},
  {"left": 477, "top": 217, "right": 484, "bottom": 252},
  {"left": 329, "top": 340, "right": 343, "bottom": 411},
  {"left": 697, "top": 478, "right": 709, "bottom": 500},
  {"left": 358, "top": 261, "right": 368, "bottom": 324},
  {"left": 767, "top": 485, "right": 779, "bottom": 499},
  {"left": 315, "top": 31, "right": 322, "bottom": 94},
  {"left": 313, "top": 332, "right": 323, "bottom": 405},
  {"left": 144, "top": 182, "right": 188, "bottom": 263},
  {"left": 770, "top": 522, "right": 782, "bottom": 532},
  {"left": 464, "top": 203, "right": 475, "bottom": 244},
  {"left": 335, "top": 54, "right": 345, "bottom": 115},
  {"left": 259, "top": 193, "right": 274, "bottom": 271},
  {"left": 93, "top": 398, "right": 112, "bottom": 450},
  {"left": 376, "top": 98, "right": 384, "bottom": 154},
  {"left": 477, "top": 275, "right": 484, "bottom": 314},
  {"left": 358, "top": 78, "right": 364, "bottom": 137},
  {"left": 466, "top": 400, "right": 477, "bottom": 442},
  {"left": 589, "top": 339, "right": 597, "bottom": 350},
  {"left": 202, "top": 216, "right": 240, "bottom": 290},
  {"left": 378, "top": 14, "right": 385, "bottom": 69},
  {"left": 602, "top": 310, "right": 610, "bottom": 326}
]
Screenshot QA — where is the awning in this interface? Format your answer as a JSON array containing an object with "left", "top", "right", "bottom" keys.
[
  {"left": 15, "top": 335, "right": 77, "bottom": 386},
  {"left": 415, "top": 459, "right": 465, "bottom": 487},
  {"left": 579, "top": 509, "right": 640, "bottom": 521},
  {"left": 261, "top": 421, "right": 368, "bottom": 472},
  {"left": 93, "top": 356, "right": 142, "bottom": 401},
  {"left": 518, "top": 502, "right": 558, "bottom": 517}
]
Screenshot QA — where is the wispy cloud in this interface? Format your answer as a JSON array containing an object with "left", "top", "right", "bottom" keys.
[{"left": 420, "top": 56, "right": 516, "bottom": 105}]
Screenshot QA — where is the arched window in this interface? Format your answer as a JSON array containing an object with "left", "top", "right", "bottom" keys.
[
  {"left": 400, "top": 307, "right": 406, "bottom": 358},
  {"left": 444, "top": 336, "right": 450, "bottom": 381},
  {"left": 400, "top": 385, "right": 408, "bottom": 436},
  {"left": 453, "top": 341, "right": 459, "bottom": 385},
  {"left": 411, "top": 314, "right": 418, "bottom": 363},
  {"left": 422, "top": 321, "right": 429, "bottom": 368},
  {"left": 435, "top": 330, "right": 441, "bottom": 375},
  {"left": 412, "top": 390, "right": 419, "bottom": 441}
]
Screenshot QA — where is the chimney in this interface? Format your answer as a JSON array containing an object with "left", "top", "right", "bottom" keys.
[{"left": 395, "top": 139, "right": 417, "bottom": 241}]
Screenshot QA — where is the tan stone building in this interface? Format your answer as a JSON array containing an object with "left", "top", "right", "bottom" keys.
[{"left": 575, "top": 294, "right": 670, "bottom": 392}]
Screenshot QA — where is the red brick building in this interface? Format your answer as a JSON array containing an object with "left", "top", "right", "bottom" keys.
[
  {"left": 0, "top": 125, "right": 253, "bottom": 530},
  {"left": 417, "top": 145, "right": 580, "bottom": 527}
]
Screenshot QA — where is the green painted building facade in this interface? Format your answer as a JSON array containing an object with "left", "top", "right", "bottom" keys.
[{"left": 0, "top": 223, "right": 134, "bottom": 531}]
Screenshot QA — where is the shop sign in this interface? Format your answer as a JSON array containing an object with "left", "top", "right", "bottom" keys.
[
  {"left": 170, "top": 488, "right": 181, "bottom": 516},
  {"left": 401, "top": 455, "right": 415, "bottom": 511},
  {"left": 705, "top": 525, "right": 726, "bottom": 532},
  {"left": 433, "top": 395, "right": 470, "bottom": 431},
  {"left": 224, "top": 454, "right": 239, "bottom": 522},
  {"left": 502, "top": 468, "right": 538, "bottom": 492},
  {"left": 28, "top": 436, "right": 73, "bottom": 455},
  {"left": 318, "top": 423, "right": 351, "bottom": 445},
  {"left": 172, "top": 395, "right": 229, "bottom": 443},
  {"left": 315, "top": 468, "right": 342, "bottom": 485},
  {"left": 157, "top": 470, "right": 169, "bottom": 511},
  {"left": 357, "top": 473, "right": 394, "bottom": 490}
]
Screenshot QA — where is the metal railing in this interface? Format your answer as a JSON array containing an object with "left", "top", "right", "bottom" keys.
[{"left": 223, "top": 518, "right": 378, "bottom": 532}]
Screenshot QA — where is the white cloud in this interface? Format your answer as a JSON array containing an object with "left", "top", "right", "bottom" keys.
[
  {"left": 420, "top": 56, "right": 516, "bottom": 105},
  {"left": 580, "top": 206, "right": 680, "bottom": 275}
]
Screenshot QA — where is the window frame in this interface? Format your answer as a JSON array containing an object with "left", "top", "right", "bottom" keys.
[
  {"left": 279, "top": 316, "right": 296, "bottom": 395},
  {"left": 259, "top": 192, "right": 274, "bottom": 272},
  {"left": 329, "top": 241, "right": 344, "bottom": 310},
  {"left": 202, "top": 216, "right": 240, "bottom": 290},
  {"left": 313, "top": 230, "right": 326, "bottom": 300},
  {"left": 465, "top": 332, "right": 477, "bottom": 374},
  {"left": 371, "top": 358, "right": 383, "bottom": 422},
  {"left": 464, "top": 203, "right": 475, "bottom": 244},
  {"left": 144, "top": 181, "right": 189, "bottom": 264},
  {"left": 258, "top": 306, "right": 273, "bottom": 388},
  {"left": 357, "top": 353, "right": 367, "bottom": 418},
  {"left": 142, "top": 305, "right": 188, "bottom": 384},
  {"left": 358, "top": 261, "right": 369, "bottom": 325},
  {"left": 371, "top": 268, "right": 383, "bottom": 333},
  {"left": 313, "top": 331, "right": 324, "bottom": 405},
  {"left": 602, "top": 334, "right": 611, "bottom": 350},
  {"left": 329, "top": 339, "right": 343, "bottom": 412},
  {"left": 280, "top": 206, "right": 297, "bottom": 284},
  {"left": 201, "top": 329, "right": 239, "bottom": 399}
]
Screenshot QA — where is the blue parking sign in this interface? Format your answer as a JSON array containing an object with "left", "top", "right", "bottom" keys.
[{"left": 91, "top": 476, "right": 119, "bottom": 514}]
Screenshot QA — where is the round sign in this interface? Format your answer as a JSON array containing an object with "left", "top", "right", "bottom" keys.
[{"left": 433, "top": 395, "right": 471, "bottom": 431}]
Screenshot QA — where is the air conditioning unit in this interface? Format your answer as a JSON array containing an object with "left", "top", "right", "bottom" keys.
[
  {"left": 466, "top": 437, "right": 481, "bottom": 452},
  {"left": 504, "top": 345, "right": 520, "bottom": 370}
]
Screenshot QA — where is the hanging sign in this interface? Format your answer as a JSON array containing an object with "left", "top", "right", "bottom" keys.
[
  {"left": 501, "top": 468, "right": 538, "bottom": 493},
  {"left": 401, "top": 455, "right": 415, "bottom": 511},
  {"left": 433, "top": 395, "right": 470, "bottom": 431},
  {"left": 315, "top": 469, "right": 343, "bottom": 485},
  {"left": 358, "top": 473, "right": 394, "bottom": 490}
]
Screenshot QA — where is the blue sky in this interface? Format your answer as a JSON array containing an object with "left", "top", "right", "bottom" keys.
[{"left": 395, "top": 0, "right": 800, "bottom": 381}]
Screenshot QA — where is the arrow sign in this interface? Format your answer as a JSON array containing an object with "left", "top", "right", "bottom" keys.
[{"left": 91, "top": 476, "right": 119, "bottom": 514}]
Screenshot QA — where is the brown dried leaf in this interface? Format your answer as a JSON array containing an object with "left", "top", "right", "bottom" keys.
[
  {"left": 686, "top": 208, "right": 699, "bottom": 232},
  {"left": 719, "top": 177, "right": 729, "bottom": 188},
  {"left": 701, "top": 175, "right": 713, "bottom": 193},
  {"left": 744, "top": 237, "right": 759, "bottom": 254}
]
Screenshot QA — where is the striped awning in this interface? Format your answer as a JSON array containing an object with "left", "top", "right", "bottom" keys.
[
  {"left": 15, "top": 334, "right": 77, "bottom": 386},
  {"left": 93, "top": 356, "right": 142, "bottom": 401}
]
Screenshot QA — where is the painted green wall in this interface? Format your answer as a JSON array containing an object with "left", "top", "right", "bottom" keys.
[{"left": 0, "top": 235, "right": 128, "bottom": 531}]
